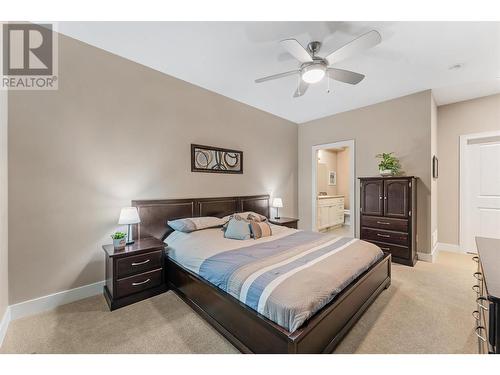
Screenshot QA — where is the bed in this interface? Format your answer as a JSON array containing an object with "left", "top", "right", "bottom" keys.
[{"left": 132, "top": 195, "right": 391, "bottom": 354}]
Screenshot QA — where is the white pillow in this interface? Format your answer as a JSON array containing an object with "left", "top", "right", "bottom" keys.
[{"left": 167, "top": 216, "right": 226, "bottom": 233}]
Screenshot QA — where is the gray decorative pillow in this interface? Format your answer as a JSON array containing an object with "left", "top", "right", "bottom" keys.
[
  {"left": 168, "top": 217, "right": 226, "bottom": 233},
  {"left": 224, "top": 217, "right": 252, "bottom": 240},
  {"left": 222, "top": 214, "right": 248, "bottom": 232}
]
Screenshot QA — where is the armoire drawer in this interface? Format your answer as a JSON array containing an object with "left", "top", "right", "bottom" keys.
[
  {"left": 367, "top": 240, "right": 410, "bottom": 260},
  {"left": 361, "top": 216, "right": 408, "bottom": 232},
  {"left": 361, "top": 227, "right": 408, "bottom": 246}
]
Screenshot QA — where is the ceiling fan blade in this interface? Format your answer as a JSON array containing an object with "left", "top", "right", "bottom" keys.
[
  {"left": 293, "top": 80, "right": 309, "bottom": 98},
  {"left": 280, "top": 39, "right": 313, "bottom": 63},
  {"left": 255, "top": 70, "right": 299, "bottom": 83},
  {"left": 325, "top": 30, "right": 381, "bottom": 65},
  {"left": 327, "top": 68, "right": 365, "bottom": 85}
]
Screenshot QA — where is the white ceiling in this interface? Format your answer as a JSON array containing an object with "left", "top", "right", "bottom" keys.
[{"left": 57, "top": 21, "right": 500, "bottom": 123}]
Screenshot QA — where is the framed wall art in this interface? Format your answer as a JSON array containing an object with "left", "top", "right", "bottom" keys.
[
  {"left": 191, "top": 144, "right": 243, "bottom": 174},
  {"left": 328, "top": 171, "right": 337, "bottom": 186}
]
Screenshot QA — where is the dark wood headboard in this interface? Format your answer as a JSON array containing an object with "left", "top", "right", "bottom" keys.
[{"left": 131, "top": 195, "right": 270, "bottom": 240}]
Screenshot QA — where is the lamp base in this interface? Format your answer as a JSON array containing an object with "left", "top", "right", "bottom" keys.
[
  {"left": 126, "top": 224, "right": 135, "bottom": 245},
  {"left": 274, "top": 216, "right": 281, "bottom": 220}
]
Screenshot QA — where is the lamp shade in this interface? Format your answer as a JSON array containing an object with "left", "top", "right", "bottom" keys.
[
  {"left": 118, "top": 207, "right": 141, "bottom": 225},
  {"left": 272, "top": 198, "right": 283, "bottom": 208}
]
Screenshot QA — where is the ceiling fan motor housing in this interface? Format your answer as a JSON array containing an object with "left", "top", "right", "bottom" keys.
[{"left": 307, "top": 41, "right": 322, "bottom": 55}]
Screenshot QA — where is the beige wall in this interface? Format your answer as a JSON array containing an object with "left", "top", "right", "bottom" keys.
[
  {"left": 0, "top": 90, "right": 8, "bottom": 320},
  {"left": 437, "top": 94, "right": 500, "bottom": 245},
  {"left": 317, "top": 149, "right": 338, "bottom": 196},
  {"left": 299, "top": 90, "right": 433, "bottom": 254},
  {"left": 8, "top": 34, "right": 298, "bottom": 304},
  {"left": 431, "top": 94, "right": 438, "bottom": 250}
]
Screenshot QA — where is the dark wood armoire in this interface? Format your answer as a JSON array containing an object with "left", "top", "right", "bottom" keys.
[{"left": 359, "top": 176, "right": 417, "bottom": 266}]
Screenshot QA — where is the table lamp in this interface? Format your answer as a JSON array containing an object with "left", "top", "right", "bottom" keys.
[
  {"left": 118, "top": 207, "right": 141, "bottom": 244},
  {"left": 272, "top": 198, "right": 283, "bottom": 219}
]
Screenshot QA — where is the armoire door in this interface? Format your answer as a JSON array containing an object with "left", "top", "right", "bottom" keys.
[
  {"left": 361, "top": 179, "right": 384, "bottom": 216},
  {"left": 384, "top": 179, "right": 410, "bottom": 218}
]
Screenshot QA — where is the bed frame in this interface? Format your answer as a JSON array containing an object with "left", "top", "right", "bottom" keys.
[{"left": 132, "top": 194, "right": 391, "bottom": 354}]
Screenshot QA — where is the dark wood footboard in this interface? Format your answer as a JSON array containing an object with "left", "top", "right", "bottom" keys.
[{"left": 167, "top": 253, "right": 391, "bottom": 354}]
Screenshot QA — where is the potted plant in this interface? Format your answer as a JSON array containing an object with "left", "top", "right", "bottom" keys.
[
  {"left": 111, "top": 231, "right": 127, "bottom": 250},
  {"left": 376, "top": 152, "right": 401, "bottom": 176}
]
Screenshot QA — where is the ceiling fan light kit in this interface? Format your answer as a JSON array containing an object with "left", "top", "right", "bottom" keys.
[
  {"left": 301, "top": 63, "right": 327, "bottom": 84},
  {"left": 255, "top": 30, "right": 382, "bottom": 97}
]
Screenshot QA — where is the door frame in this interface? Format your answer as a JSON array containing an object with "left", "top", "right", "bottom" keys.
[
  {"left": 459, "top": 130, "right": 500, "bottom": 252},
  {"left": 311, "top": 140, "right": 356, "bottom": 236}
]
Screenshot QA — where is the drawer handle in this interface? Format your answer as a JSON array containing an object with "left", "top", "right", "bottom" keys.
[
  {"left": 472, "top": 256, "right": 479, "bottom": 263},
  {"left": 380, "top": 247, "right": 390, "bottom": 251},
  {"left": 131, "top": 259, "right": 151, "bottom": 266},
  {"left": 477, "top": 296, "right": 489, "bottom": 311},
  {"left": 472, "top": 310, "right": 480, "bottom": 321},
  {"left": 377, "top": 233, "right": 391, "bottom": 238},
  {"left": 376, "top": 221, "right": 391, "bottom": 225},
  {"left": 473, "top": 272, "right": 483, "bottom": 281},
  {"left": 472, "top": 285, "right": 480, "bottom": 293},
  {"left": 132, "top": 278, "right": 151, "bottom": 286},
  {"left": 475, "top": 326, "right": 487, "bottom": 342}
]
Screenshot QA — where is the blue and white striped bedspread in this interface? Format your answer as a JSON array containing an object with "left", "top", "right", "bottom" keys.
[{"left": 198, "top": 231, "right": 383, "bottom": 332}]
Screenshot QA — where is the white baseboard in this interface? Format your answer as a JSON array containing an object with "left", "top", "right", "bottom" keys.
[
  {"left": 417, "top": 243, "right": 439, "bottom": 263},
  {"left": 0, "top": 306, "right": 11, "bottom": 347},
  {"left": 417, "top": 242, "right": 467, "bottom": 263},
  {"left": 436, "top": 242, "right": 464, "bottom": 253},
  {"left": 10, "top": 280, "right": 105, "bottom": 321}
]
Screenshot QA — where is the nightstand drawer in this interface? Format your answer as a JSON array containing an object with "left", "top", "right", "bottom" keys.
[
  {"left": 116, "top": 250, "right": 162, "bottom": 279},
  {"left": 115, "top": 268, "right": 162, "bottom": 298}
]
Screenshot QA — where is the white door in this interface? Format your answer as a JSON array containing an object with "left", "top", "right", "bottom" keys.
[{"left": 463, "top": 137, "right": 500, "bottom": 252}]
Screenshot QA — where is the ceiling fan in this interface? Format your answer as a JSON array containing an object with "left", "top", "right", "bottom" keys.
[{"left": 255, "top": 30, "right": 382, "bottom": 97}]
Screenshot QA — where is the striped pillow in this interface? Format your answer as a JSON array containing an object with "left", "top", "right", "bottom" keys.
[{"left": 249, "top": 221, "right": 272, "bottom": 239}]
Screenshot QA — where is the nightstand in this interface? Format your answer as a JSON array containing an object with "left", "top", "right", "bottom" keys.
[
  {"left": 102, "top": 237, "right": 167, "bottom": 310},
  {"left": 269, "top": 217, "right": 299, "bottom": 229}
]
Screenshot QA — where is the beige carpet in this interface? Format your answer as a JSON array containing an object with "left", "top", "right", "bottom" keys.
[{"left": 0, "top": 251, "right": 477, "bottom": 354}]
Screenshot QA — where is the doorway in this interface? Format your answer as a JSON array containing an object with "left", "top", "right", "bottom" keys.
[
  {"left": 460, "top": 131, "right": 500, "bottom": 252},
  {"left": 311, "top": 140, "right": 355, "bottom": 237}
]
